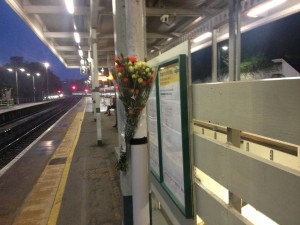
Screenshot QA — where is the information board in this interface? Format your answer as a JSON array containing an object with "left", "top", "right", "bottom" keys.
[{"left": 157, "top": 55, "right": 192, "bottom": 217}]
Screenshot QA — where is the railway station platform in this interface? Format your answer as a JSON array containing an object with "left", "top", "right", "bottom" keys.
[{"left": 0, "top": 97, "right": 123, "bottom": 225}]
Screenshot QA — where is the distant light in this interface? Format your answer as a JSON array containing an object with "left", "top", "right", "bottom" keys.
[
  {"left": 85, "top": 89, "right": 88, "bottom": 93},
  {"left": 36, "top": 73, "right": 40, "bottom": 76},
  {"left": 44, "top": 62, "right": 50, "bottom": 69},
  {"left": 7, "top": 68, "right": 13, "bottom": 72},
  {"left": 193, "top": 32, "right": 212, "bottom": 43},
  {"left": 78, "top": 49, "right": 83, "bottom": 57},
  {"left": 65, "top": 0, "right": 74, "bottom": 14},
  {"left": 247, "top": 0, "right": 286, "bottom": 18},
  {"left": 74, "top": 32, "right": 80, "bottom": 43},
  {"left": 26, "top": 73, "right": 31, "bottom": 76},
  {"left": 19, "top": 68, "right": 25, "bottom": 72},
  {"left": 72, "top": 85, "right": 76, "bottom": 90},
  {"left": 222, "top": 45, "right": 228, "bottom": 51}
]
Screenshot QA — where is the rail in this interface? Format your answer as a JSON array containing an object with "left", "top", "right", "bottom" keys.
[
  {"left": 0, "top": 99, "right": 14, "bottom": 108},
  {"left": 193, "top": 119, "right": 298, "bottom": 156}
]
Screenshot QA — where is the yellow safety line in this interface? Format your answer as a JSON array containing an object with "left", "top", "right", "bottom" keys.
[{"left": 47, "top": 101, "right": 86, "bottom": 225}]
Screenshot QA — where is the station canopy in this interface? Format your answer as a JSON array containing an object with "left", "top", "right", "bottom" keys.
[{"left": 5, "top": 0, "right": 300, "bottom": 70}]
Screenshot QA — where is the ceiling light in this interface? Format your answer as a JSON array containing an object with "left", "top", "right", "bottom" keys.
[
  {"left": 193, "top": 32, "right": 212, "bottom": 43},
  {"left": 247, "top": 0, "right": 286, "bottom": 18},
  {"left": 74, "top": 32, "right": 80, "bottom": 43},
  {"left": 65, "top": 0, "right": 74, "bottom": 14},
  {"left": 78, "top": 50, "right": 83, "bottom": 57}
]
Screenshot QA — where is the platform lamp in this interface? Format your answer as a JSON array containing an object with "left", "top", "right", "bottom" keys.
[
  {"left": 7, "top": 67, "right": 25, "bottom": 105},
  {"left": 26, "top": 72, "right": 40, "bottom": 102},
  {"left": 43, "top": 62, "right": 50, "bottom": 99}
]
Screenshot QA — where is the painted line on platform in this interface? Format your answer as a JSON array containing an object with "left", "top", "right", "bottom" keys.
[{"left": 47, "top": 101, "right": 86, "bottom": 225}]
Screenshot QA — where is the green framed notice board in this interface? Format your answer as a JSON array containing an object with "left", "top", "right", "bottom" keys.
[{"left": 148, "top": 54, "right": 192, "bottom": 218}]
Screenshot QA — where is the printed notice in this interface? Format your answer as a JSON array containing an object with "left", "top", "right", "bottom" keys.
[
  {"left": 147, "top": 84, "right": 160, "bottom": 176},
  {"left": 159, "top": 62, "right": 185, "bottom": 207}
]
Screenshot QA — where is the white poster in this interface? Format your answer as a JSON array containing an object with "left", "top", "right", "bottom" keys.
[
  {"left": 147, "top": 84, "right": 160, "bottom": 177},
  {"left": 159, "top": 62, "right": 185, "bottom": 207}
]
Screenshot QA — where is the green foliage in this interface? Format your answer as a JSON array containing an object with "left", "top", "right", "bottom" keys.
[
  {"left": 115, "top": 151, "right": 127, "bottom": 172},
  {"left": 219, "top": 54, "right": 274, "bottom": 76}
]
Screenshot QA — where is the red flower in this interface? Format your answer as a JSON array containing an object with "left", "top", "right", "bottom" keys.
[
  {"left": 128, "top": 56, "right": 137, "bottom": 63},
  {"left": 114, "top": 57, "right": 121, "bottom": 62},
  {"left": 123, "top": 77, "right": 129, "bottom": 83},
  {"left": 135, "top": 89, "right": 140, "bottom": 94},
  {"left": 142, "top": 80, "right": 147, "bottom": 86},
  {"left": 116, "top": 65, "right": 125, "bottom": 73},
  {"left": 149, "top": 74, "right": 154, "bottom": 83}
]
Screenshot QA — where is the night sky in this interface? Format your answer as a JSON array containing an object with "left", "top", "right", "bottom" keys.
[
  {"left": 192, "top": 12, "right": 300, "bottom": 82},
  {"left": 0, "top": 1, "right": 83, "bottom": 81}
]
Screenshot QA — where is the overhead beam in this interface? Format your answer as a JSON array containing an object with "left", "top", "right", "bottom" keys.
[
  {"left": 55, "top": 46, "right": 90, "bottom": 51},
  {"left": 24, "top": 5, "right": 91, "bottom": 15},
  {"left": 146, "top": 7, "right": 203, "bottom": 16},
  {"left": 90, "top": 0, "right": 100, "bottom": 28},
  {"left": 44, "top": 32, "right": 89, "bottom": 38}
]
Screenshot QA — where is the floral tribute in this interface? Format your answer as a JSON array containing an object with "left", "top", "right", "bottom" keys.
[{"left": 111, "top": 54, "right": 155, "bottom": 171}]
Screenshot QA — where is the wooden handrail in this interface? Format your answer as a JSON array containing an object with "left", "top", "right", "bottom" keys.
[{"left": 193, "top": 119, "right": 298, "bottom": 156}]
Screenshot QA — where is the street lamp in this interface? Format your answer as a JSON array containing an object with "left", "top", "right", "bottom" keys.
[
  {"left": 7, "top": 67, "right": 25, "bottom": 104},
  {"left": 26, "top": 72, "right": 40, "bottom": 102},
  {"left": 43, "top": 62, "right": 50, "bottom": 99}
]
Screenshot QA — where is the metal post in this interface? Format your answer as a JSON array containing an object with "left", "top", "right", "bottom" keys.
[
  {"left": 125, "top": 0, "right": 150, "bottom": 224},
  {"left": 212, "top": 29, "right": 218, "bottom": 82},
  {"left": 15, "top": 70, "right": 19, "bottom": 105},
  {"left": 92, "top": 29, "right": 102, "bottom": 146},
  {"left": 228, "top": 0, "right": 241, "bottom": 81},
  {"left": 32, "top": 75, "right": 36, "bottom": 102},
  {"left": 46, "top": 68, "right": 49, "bottom": 98}
]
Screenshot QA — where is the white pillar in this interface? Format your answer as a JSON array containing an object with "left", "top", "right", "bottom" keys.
[
  {"left": 92, "top": 29, "right": 102, "bottom": 145},
  {"left": 89, "top": 51, "right": 96, "bottom": 119},
  {"left": 125, "top": 0, "right": 150, "bottom": 224},
  {"left": 113, "top": 0, "right": 133, "bottom": 224}
]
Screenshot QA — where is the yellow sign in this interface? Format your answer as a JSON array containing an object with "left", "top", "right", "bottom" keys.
[{"left": 159, "top": 63, "right": 179, "bottom": 86}]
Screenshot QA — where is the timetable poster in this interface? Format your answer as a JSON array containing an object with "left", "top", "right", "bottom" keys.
[
  {"left": 158, "top": 61, "right": 185, "bottom": 208},
  {"left": 147, "top": 82, "right": 160, "bottom": 178}
]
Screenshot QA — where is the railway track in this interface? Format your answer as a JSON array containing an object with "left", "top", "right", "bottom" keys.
[{"left": 0, "top": 96, "right": 82, "bottom": 169}]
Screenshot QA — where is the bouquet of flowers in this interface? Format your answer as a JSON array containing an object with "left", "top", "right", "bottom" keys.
[{"left": 112, "top": 54, "right": 155, "bottom": 171}]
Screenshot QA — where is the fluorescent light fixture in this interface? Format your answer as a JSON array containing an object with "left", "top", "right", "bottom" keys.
[
  {"left": 26, "top": 73, "right": 30, "bottom": 76},
  {"left": 65, "top": 0, "right": 74, "bottom": 14},
  {"left": 193, "top": 32, "right": 212, "bottom": 43},
  {"left": 167, "top": 37, "right": 173, "bottom": 42},
  {"left": 36, "top": 73, "right": 40, "bottom": 76},
  {"left": 78, "top": 49, "right": 83, "bottom": 57},
  {"left": 74, "top": 32, "right": 80, "bottom": 43},
  {"left": 247, "top": 0, "right": 286, "bottom": 18},
  {"left": 192, "top": 16, "right": 203, "bottom": 24},
  {"left": 7, "top": 68, "right": 13, "bottom": 72},
  {"left": 20, "top": 68, "right": 25, "bottom": 72}
]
